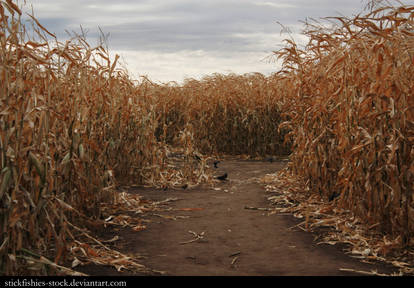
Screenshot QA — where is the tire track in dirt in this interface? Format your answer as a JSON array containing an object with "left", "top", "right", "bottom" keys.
[{"left": 77, "top": 159, "right": 398, "bottom": 276}]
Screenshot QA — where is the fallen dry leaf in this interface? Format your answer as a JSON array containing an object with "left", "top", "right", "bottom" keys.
[
  {"left": 132, "top": 225, "right": 147, "bottom": 232},
  {"left": 176, "top": 208, "right": 204, "bottom": 211}
]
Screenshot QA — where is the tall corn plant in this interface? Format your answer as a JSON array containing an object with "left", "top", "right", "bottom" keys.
[
  {"left": 275, "top": 2, "right": 414, "bottom": 246},
  {"left": 0, "top": 0, "right": 209, "bottom": 275},
  {"left": 152, "top": 73, "right": 290, "bottom": 157}
]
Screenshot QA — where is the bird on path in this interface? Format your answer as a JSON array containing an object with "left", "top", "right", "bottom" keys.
[
  {"left": 215, "top": 173, "right": 228, "bottom": 181},
  {"left": 213, "top": 160, "right": 220, "bottom": 168}
]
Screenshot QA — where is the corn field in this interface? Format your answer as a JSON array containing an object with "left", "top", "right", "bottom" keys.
[
  {"left": 152, "top": 73, "right": 291, "bottom": 156},
  {"left": 1, "top": 0, "right": 414, "bottom": 275},
  {"left": 275, "top": 3, "right": 414, "bottom": 246},
  {"left": 0, "top": 0, "right": 213, "bottom": 275}
]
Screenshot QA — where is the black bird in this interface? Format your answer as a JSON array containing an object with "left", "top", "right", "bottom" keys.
[
  {"left": 216, "top": 173, "right": 228, "bottom": 181},
  {"left": 213, "top": 160, "right": 220, "bottom": 168}
]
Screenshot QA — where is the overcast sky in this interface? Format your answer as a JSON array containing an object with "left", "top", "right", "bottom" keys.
[{"left": 21, "top": 0, "right": 393, "bottom": 83}]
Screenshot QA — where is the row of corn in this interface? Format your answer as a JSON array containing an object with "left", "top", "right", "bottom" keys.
[
  {"left": 3, "top": 0, "right": 412, "bottom": 275},
  {"left": 151, "top": 73, "right": 291, "bottom": 157},
  {"left": 0, "top": 0, "right": 288, "bottom": 275},
  {"left": 275, "top": 3, "right": 414, "bottom": 246}
]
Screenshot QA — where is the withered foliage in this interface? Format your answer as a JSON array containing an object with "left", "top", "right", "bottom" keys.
[
  {"left": 0, "top": 0, "right": 210, "bottom": 275},
  {"left": 272, "top": 0, "right": 414, "bottom": 259},
  {"left": 2, "top": 0, "right": 414, "bottom": 276},
  {"left": 152, "top": 73, "right": 291, "bottom": 157}
]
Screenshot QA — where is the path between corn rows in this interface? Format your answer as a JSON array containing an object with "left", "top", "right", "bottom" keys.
[{"left": 78, "top": 159, "right": 397, "bottom": 276}]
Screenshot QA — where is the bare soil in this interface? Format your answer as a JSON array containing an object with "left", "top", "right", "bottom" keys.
[{"left": 76, "top": 159, "right": 398, "bottom": 276}]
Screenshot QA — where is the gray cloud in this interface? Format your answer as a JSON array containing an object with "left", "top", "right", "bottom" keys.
[
  {"left": 22, "top": 0, "right": 388, "bottom": 82},
  {"left": 26, "top": 0, "right": 367, "bottom": 50}
]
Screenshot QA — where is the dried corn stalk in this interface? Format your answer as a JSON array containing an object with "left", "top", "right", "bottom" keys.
[
  {"left": 0, "top": 0, "right": 210, "bottom": 275},
  {"left": 274, "top": 1, "right": 414, "bottom": 249}
]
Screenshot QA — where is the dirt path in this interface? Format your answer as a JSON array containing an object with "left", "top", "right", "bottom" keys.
[{"left": 77, "top": 159, "right": 398, "bottom": 276}]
